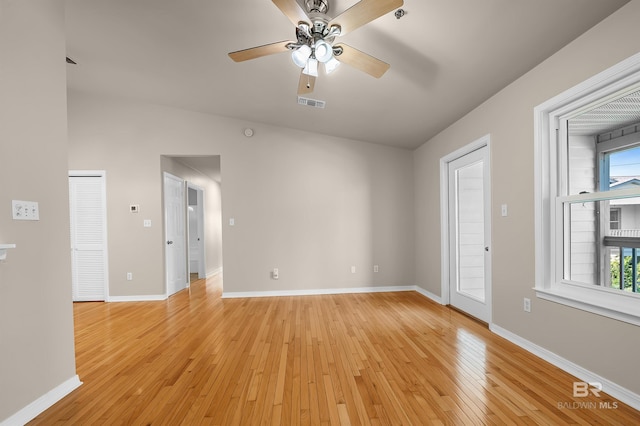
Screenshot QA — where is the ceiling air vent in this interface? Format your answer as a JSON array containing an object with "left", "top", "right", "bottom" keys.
[{"left": 297, "top": 96, "right": 326, "bottom": 109}]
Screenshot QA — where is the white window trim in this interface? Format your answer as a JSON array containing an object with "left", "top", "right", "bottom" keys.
[{"left": 534, "top": 52, "right": 640, "bottom": 327}]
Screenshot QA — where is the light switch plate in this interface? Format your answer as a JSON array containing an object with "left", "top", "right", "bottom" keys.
[{"left": 12, "top": 200, "right": 39, "bottom": 221}]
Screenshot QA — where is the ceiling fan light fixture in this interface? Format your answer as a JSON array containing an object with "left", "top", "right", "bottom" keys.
[
  {"left": 314, "top": 40, "right": 333, "bottom": 63},
  {"left": 324, "top": 56, "right": 340, "bottom": 74},
  {"left": 303, "top": 57, "right": 318, "bottom": 77},
  {"left": 291, "top": 45, "right": 312, "bottom": 68}
]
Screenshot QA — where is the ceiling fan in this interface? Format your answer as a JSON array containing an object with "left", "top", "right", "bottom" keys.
[{"left": 228, "top": 0, "right": 403, "bottom": 95}]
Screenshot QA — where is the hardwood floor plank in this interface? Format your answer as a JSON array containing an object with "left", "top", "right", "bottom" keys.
[{"left": 28, "top": 276, "right": 640, "bottom": 425}]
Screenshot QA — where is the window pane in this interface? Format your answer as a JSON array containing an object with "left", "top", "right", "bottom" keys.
[
  {"left": 565, "top": 197, "right": 640, "bottom": 292},
  {"left": 567, "top": 135, "right": 597, "bottom": 196},
  {"left": 607, "top": 197, "right": 640, "bottom": 292},
  {"left": 564, "top": 200, "right": 597, "bottom": 285},
  {"left": 455, "top": 161, "right": 485, "bottom": 302},
  {"left": 609, "top": 198, "right": 640, "bottom": 236},
  {"left": 608, "top": 145, "right": 640, "bottom": 190}
]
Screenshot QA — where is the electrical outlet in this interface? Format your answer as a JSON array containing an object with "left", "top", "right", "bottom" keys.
[
  {"left": 127, "top": 272, "right": 133, "bottom": 281},
  {"left": 272, "top": 268, "right": 279, "bottom": 280},
  {"left": 373, "top": 265, "right": 379, "bottom": 273},
  {"left": 524, "top": 297, "right": 531, "bottom": 312}
]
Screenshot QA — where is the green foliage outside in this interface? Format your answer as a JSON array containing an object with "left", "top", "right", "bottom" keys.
[{"left": 610, "top": 255, "right": 639, "bottom": 291}]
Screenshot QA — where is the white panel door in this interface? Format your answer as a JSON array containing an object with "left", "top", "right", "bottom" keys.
[
  {"left": 69, "top": 173, "right": 108, "bottom": 301},
  {"left": 164, "top": 172, "right": 187, "bottom": 296},
  {"left": 448, "top": 146, "right": 491, "bottom": 322}
]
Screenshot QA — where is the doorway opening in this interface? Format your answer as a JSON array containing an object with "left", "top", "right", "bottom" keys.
[
  {"left": 187, "top": 183, "right": 205, "bottom": 283},
  {"left": 162, "top": 155, "right": 223, "bottom": 296}
]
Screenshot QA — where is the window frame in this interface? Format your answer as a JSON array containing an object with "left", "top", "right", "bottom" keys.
[
  {"left": 609, "top": 207, "right": 621, "bottom": 230},
  {"left": 534, "top": 52, "right": 640, "bottom": 327}
]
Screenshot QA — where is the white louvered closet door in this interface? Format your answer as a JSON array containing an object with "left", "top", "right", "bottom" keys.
[{"left": 69, "top": 174, "right": 108, "bottom": 301}]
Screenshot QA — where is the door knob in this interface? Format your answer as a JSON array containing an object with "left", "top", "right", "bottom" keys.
[{"left": 167, "top": 240, "right": 173, "bottom": 245}]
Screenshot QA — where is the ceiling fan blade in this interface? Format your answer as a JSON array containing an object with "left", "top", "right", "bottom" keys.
[
  {"left": 329, "top": 0, "right": 403, "bottom": 36},
  {"left": 272, "top": 0, "right": 309, "bottom": 27},
  {"left": 335, "top": 43, "right": 390, "bottom": 78},
  {"left": 298, "top": 71, "right": 316, "bottom": 95},
  {"left": 228, "top": 41, "right": 294, "bottom": 62}
]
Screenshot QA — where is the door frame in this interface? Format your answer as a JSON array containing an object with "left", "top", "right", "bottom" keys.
[
  {"left": 69, "top": 170, "right": 109, "bottom": 301},
  {"left": 439, "top": 134, "right": 492, "bottom": 322},
  {"left": 187, "top": 182, "right": 206, "bottom": 279}
]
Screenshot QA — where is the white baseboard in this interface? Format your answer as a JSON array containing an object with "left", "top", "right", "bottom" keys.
[
  {"left": 413, "top": 286, "right": 443, "bottom": 304},
  {"left": 1, "top": 375, "right": 82, "bottom": 426},
  {"left": 221, "top": 285, "right": 444, "bottom": 302},
  {"left": 107, "top": 294, "right": 167, "bottom": 302},
  {"left": 222, "top": 285, "right": 416, "bottom": 299},
  {"left": 490, "top": 324, "right": 640, "bottom": 411},
  {"left": 206, "top": 267, "right": 222, "bottom": 279}
]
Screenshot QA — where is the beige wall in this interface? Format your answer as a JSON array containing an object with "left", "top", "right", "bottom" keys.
[
  {"left": 414, "top": 0, "right": 640, "bottom": 394},
  {"left": 0, "top": 0, "right": 77, "bottom": 421},
  {"left": 67, "top": 93, "right": 415, "bottom": 297},
  {"left": 4, "top": 0, "right": 639, "bottom": 420}
]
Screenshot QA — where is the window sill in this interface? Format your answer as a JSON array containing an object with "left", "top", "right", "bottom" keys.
[{"left": 535, "top": 283, "right": 640, "bottom": 327}]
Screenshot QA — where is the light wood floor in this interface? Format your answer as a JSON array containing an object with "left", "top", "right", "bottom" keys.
[{"left": 30, "top": 276, "right": 639, "bottom": 425}]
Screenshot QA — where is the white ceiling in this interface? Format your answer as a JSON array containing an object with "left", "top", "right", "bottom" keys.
[{"left": 65, "top": 0, "right": 630, "bottom": 150}]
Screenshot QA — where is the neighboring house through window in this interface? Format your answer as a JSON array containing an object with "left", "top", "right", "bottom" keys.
[{"left": 610, "top": 207, "right": 621, "bottom": 230}]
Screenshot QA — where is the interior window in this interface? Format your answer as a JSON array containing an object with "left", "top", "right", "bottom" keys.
[{"left": 535, "top": 54, "right": 640, "bottom": 326}]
